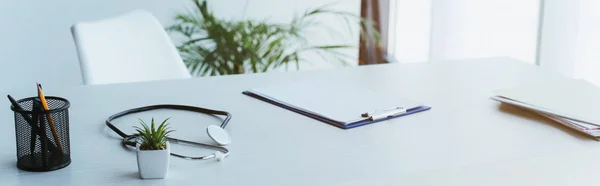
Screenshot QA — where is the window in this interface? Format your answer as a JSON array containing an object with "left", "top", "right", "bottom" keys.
[
  {"left": 388, "top": 0, "right": 540, "bottom": 64},
  {"left": 387, "top": 0, "right": 600, "bottom": 86}
]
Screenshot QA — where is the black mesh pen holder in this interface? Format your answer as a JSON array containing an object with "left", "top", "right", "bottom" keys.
[{"left": 11, "top": 96, "right": 71, "bottom": 172}]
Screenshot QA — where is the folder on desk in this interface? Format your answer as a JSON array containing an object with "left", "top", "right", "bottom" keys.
[
  {"left": 243, "top": 80, "right": 431, "bottom": 129},
  {"left": 492, "top": 78, "right": 600, "bottom": 139}
]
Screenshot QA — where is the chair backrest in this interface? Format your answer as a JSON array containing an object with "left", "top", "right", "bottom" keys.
[{"left": 71, "top": 10, "right": 191, "bottom": 85}]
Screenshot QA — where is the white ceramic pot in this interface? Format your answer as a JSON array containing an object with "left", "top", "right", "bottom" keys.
[{"left": 136, "top": 141, "right": 170, "bottom": 179}]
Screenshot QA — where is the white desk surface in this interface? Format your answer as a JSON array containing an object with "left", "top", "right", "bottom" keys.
[{"left": 1, "top": 57, "right": 599, "bottom": 186}]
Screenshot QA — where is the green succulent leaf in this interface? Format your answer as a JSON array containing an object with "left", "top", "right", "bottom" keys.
[{"left": 134, "top": 118, "right": 174, "bottom": 150}]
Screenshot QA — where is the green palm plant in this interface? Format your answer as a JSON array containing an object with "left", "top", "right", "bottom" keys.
[
  {"left": 134, "top": 118, "right": 174, "bottom": 150},
  {"left": 168, "top": 0, "right": 381, "bottom": 76}
]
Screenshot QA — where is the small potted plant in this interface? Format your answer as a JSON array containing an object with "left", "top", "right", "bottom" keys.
[{"left": 134, "top": 118, "right": 173, "bottom": 179}]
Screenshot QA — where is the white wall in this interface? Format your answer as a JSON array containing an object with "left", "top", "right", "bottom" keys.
[{"left": 0, "top": 0, "right": 359, "bottom": 90}]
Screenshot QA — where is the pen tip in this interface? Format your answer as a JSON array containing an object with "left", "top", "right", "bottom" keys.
[{"left": 6, "top": 95, "right": 16, "bottom": 103}]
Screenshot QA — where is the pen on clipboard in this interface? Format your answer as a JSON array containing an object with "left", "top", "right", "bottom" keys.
[
  {"left": 37, "top": 83, "right": 65, "bottom": 154},
  {"left": 361, "top": 107, "right": 407, "bottom": 121}
]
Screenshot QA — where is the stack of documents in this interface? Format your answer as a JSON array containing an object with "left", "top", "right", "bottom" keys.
[
  {"left": 244, "top": 80, "right": 431, "bottom": 129},
  {"left": 492, "top": 78, "right": 600, "bottom": 139}
]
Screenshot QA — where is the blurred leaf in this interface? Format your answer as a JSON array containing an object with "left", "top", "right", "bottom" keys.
[{"left": 168, "top": 0, "right": 381, "bottom": 76}]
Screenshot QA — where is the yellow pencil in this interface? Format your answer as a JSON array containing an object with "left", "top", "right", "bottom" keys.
[{"left": 37, "top": 83, "right": 64, "bottom": 154}]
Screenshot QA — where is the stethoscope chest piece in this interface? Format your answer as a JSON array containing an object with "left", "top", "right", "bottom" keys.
[{"left": 207, "top": 125, "right": 231, "bottom": 146}]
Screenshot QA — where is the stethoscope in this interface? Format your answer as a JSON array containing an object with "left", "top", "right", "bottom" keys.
[{"left": 106, "top": 104, "right": 232, "bottom": 161}]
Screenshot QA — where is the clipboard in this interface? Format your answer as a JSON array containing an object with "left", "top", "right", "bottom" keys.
[{"left": 243, "top": 81, "right": 431, "bottom": 129}]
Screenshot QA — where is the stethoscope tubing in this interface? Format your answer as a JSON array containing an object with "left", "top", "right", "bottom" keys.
[{"left": 106, "top": 104, "right": 231, "bottom": 160}]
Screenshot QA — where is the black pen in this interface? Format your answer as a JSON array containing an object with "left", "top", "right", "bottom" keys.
[
  {"left": 32, "top": 99, "right": 48, "bottom": 166},
  {"left": 8, "top": 95, "right": 39, "bottom": 158},
  {"left": 7, "top": 95, "right": 60, "bottom": 155}
]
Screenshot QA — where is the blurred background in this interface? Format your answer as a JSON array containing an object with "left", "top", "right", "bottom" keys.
[{"left": 1, "top": 0, "right": 600, "bottom": 88}]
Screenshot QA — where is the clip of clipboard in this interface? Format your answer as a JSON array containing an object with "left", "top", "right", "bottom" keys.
[{"left": 242, "top": 91, "right": 431, "bottom": 129}]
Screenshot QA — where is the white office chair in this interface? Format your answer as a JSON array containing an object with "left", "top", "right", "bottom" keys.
[{"left": 71, "top": 10, "right": 191, "bottom": 85}]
